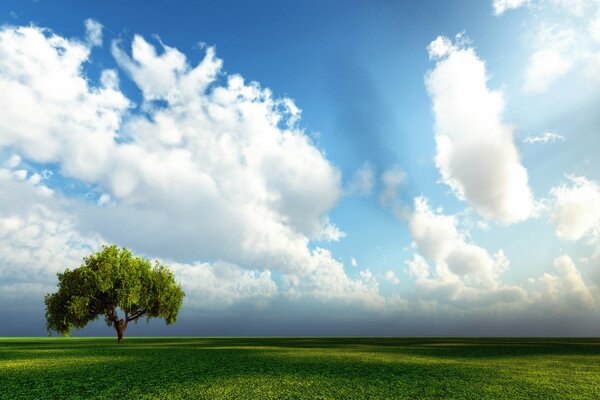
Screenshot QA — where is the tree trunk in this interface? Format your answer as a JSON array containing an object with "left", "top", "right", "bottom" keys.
[{"left": 115, "top": 319, "right": 127, "bottom": 343}]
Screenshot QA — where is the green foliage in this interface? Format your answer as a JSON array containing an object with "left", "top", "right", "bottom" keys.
[
  {"left": 44, "top": 245, "right": 185, "bottom": 339},
  {"left": 1, "top": 338, "right": 600, "bottom": 399}
]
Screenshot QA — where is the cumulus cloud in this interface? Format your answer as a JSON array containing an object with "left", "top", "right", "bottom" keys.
[
  {"left": 170, "top": 261, "right": 278, "bottom": 310},
  {"left": 4, "top": 154, "right": 21, "bottom": 168},
  {"left": 0, "top": 172, "right": 102, "bottom": 285},
  {"left": 406, "top": 196, "right": 524, "bottom": 306},
  {"left": 384, "top": 270, "right": 400, "bottom": 285},
  {"left": 426, "top": 35, "right": 535, "bottom": 224},
  {"left": 530, "top": 255, "right": 595, "bottom": 309},
  {"left": 0, "top": 23, "right": 130, "bottom": 179},
  {"left": 523, "top": 131, "right": 565, "bottom": 144},
  {"left": 12, "top": 169, "right": 27, "bottom": 180},
  {"left": 427, "top": 36, "right": 457, "bottom": 60},
  {"left": 550, "top": 176, "right": 600, "bottom": 250},
  {"left": 0, "top": 172, "right": 282, "bottom": 310},
  {"left": 553, "top": 255, "right": 595, "bottom": 308},
  {"left": 493, "top": 0, "right": 529, "bottom": 15},
  {"left": 0, "top": 21, "right": 386, "bottom": 311},
  {"left": 282, "top": 250, "right": 385, "bottom": 310},
  {"left": 102, "top": 35, "right": 345, "bottom": 261}
]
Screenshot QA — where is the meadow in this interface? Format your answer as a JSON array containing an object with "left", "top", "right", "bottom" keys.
[{"left": 1, "top": 337, "right": 599, "bottom": 399}]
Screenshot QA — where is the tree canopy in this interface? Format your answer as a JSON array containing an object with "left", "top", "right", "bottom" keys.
[{"left": 44, "top": 245, "right": 185, "bottom": 342}]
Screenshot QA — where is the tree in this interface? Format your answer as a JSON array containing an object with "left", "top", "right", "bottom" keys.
[{"left": 44, "top": 245, "right": 185, "bottom": 343}]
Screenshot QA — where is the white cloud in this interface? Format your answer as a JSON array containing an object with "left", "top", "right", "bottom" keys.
[
  {"left": 170, "top": 261, "right": 278, "bottom": 310},
  {"left": 493, "top": 0, "right": 529, "bottom": 15},
  {"left": 347, "top": 162, "right": 374, "bottom": 196},
  {"left": 530, "top": 255, "right": 595, "bottom": 309},
  {"left": 317, "top": 219, "right": 346, "bottom": 242},
  {"left": 551, "top": 0, "right": 589, "bottom": 16},
  {"left": 0, "top": 22, "right": 384, "bottom": 310},
  {"left": 0, "top": 23, "right": 130, "bottom": 179},
  {"left": 350, "top": 257, "right": 358, "bottom": 267},
  {"left": 84, "top": 19, "right": 103, "bottom": 47},
  {"left": 523, "top": 131, "right": 565, "bottom": 144},
  {"left": 591, "top": 10, "right": 600, "bottom": 41},
  {"left": 425, "top": 36, "right": 535, "bottom": 224},
  {"left": 427, "top": 36, "right": 456, "bottom": 60},
  {"left": 379, "top": 166, "right": 406, "bottom": 206},
  {"left": 5, "top": 154, "right": 21, "bottom": 168},
  {"left": 553, "top": 255, "right": 595, "bottom": 308},
  {"left": 97, "top": 193, "right": 111, "bottom": 207},
  {"left": 384, "top": 270, "right": 400, "bottom": 285},
  {"left": 550, "top": 176, "right": 600, "bottom": 246},
  {"left": 523, "top": 27, "right": 576, "bottom": 93},
  {"left": 501, "top": 0, "right": 600, "bottom": 92},
  {"left": 0, "top": 172, "right": 282, "bottom": 310},
  {"left": 102, "top": 35, "right": 345, "bottom": 274},
  {"left": 111, "top": 34, "right": 200, "bottom": 103},
  {"left": 28, "top": 173, "right": 41, "bottom": 185},
  {"left": 12, "top": 169, "right": 27, "bottom": 180},
  {"left": 406, "top": 196, "right": 522, "bottom": 305},
  {"left": 283, "top": 250, "right": 385, "bottom": 310},
  {"left": 405, "top": 254, "right": 430, "bottom": 280},
  {"left": 0, "top": 174, "right": 102, "bottom": 283}
]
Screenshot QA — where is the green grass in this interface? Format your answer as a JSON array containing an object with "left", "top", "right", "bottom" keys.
[{"left": 1, "top": 337, "right": 600, "bottom": 399}]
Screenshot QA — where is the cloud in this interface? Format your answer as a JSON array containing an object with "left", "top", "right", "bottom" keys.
[
  {"left": 426, "top": 35, "right": 535, "bottom": 224},
  {"left": 553, "top": 255, "right": 595, "bottom": 308},
  {"left": 427, "top": 36, "right": 457, "bottom": 60},
  {"left": 0, "top": 23, "right": 130, "bottom": 179},
  {"left": 550, "top": 176, "right": 600, "bottom": 248},
  {"left": 384, "top": 270, "right": 400, "bottom": 285},
  {"left": 97, "top": 193, "right": 111, "bottom": 207},
  {"left": 406, "top": 196, "right": 523, "bottom": 305},
  {"left": 403, "top": 196, "right": 597, "bottom": 313},
  {"left": 346, "top": 162, "right": 374, "bottom": 196},
  {"left": 379, "top": 166, "right": 406, "bottom": 206},
  {"left": 282, "top": 250, "right": 385, "bottom": 310},
  {"left": 12, "top": 169, "right": 27, "bottom": 180},
  {"left": 103, "top": 40, "right": 348, "bottom": 282},
  {"left": 4, "top": 154, "right": 21, "bottom": 168},
  {"left": 0, "top": 172, "right": 102, "bottom": 284},
  {"left": 0, "top": 170, "right": 281, "bottom": 310},
  {"left": 523, "top": 132, "right": 565, "bottom": 144},
  {"left": 84, "top": 19, "right": 103, "bottom": 47},
  {"left": 523, "top": 26, "right": 576, "bottom": 93},
  {"left": 377, "top": 165, "right": 409, "bottom": 219},
  {"left": 0, "top": 21, "right": 386, "bottom": 310},
  {"left": 170, "top": 261, "right": 278, "bottom": 310},
  {"left": 492, "top": 0, "right": 529, "bottom": 15},
  {"left": 530, "top": 255, "right": 595, "bottom": 310},
  {"left": 497, "top": 0, "right": 600, "bottom": 92}
]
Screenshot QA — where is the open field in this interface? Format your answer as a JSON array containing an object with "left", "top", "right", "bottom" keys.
[{"left": 1, "top": 337, "right": 599, "bottom": 399}]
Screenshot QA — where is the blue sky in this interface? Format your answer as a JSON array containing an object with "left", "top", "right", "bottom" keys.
[{"left": 1, "top": 0, "right": 600, "bottom": 336}]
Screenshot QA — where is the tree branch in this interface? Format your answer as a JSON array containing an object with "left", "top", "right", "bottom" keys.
[
  {"left": 107, "top": 308, "right": 118, "bottom": 324},
  {"left": 126, "top": 309, "right": 146, "bottom": 322}
]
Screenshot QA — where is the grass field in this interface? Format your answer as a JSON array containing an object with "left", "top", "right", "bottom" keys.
[{"left": 1, "top": 337, "right": 599, "bottom": 399}]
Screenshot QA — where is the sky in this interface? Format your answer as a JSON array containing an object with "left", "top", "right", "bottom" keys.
[{"left": 1, "top": 0, "right": 600, "bottom": 336}]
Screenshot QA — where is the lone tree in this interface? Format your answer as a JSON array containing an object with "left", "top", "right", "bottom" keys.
[{"left": 44, "top": 245, "right": 185, "bottom": 343}]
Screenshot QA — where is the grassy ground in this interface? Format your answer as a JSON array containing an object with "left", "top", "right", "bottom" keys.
[{"left": 1, "top": 337, "right": 599, "bottom": 399}]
